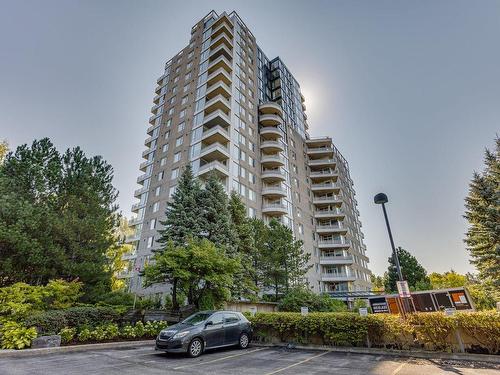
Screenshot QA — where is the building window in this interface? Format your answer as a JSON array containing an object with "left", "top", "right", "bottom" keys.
[
  {"left": 181, "top": 96, "right": 188, "bottom": 105},
  {"left": 178, "top": 122, "right": 185, "bottom": 132},
  {"left": 147, "top": 236, "right": 154, "bottom": 248},
  {"left": 152, "top": 202, "right": 160, "bottom": 212},
  {"left": 174, "top": 152, "right": 181, "bottom": 162},
  {"left": 149, "top": 219, "right": 156, "bottom": 230},
  {"left": 155, "top": 186, "right": 161, "bottom": 196},
  {"left": 167, "top": 108, "right": 174, "bottom": 116},
  {"left": 169, "top": 186, "right": 177, "bottom": 198},
  {"left": 162, "top": 144, "right": 168, "bottom": 152},
  {"left": 158, "top": 171, "right": 164, "bottom": 181},
  {"left": 298, "top": 224, "right": 304, "bottom": 235},
  {"left": 179, "top": 109, "right": 186, "bottom": 118},
  {"left": 175, "top": 137, "right": 183, "bottom": 147},
  {"left": 171, "top": 168, "right": 179, "bottom": 180},
  {"left": 160, "top": 157, "right": 167, "bottom": 166}
]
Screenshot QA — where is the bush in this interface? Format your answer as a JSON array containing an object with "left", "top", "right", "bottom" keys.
[
  {"left": 454, "top": 311, "right": 500, "bottom": 354},
  {"left": 144, "top": 321, "right": 169, "bottom": 337},
  {"left": 278, "top": 288, "right": 348, "bottom": 313},
  {"left": 59, "top": 327, "right": 76, "bottom": 344},
  {"left": 24, "top": 306, "right": 119, "bottom": 335},
  {"left": 0, "top": 321, "right": 38, "bottom": 349},
  {"left": 120, "top": 324, "right": 137, "bottom": 339}
]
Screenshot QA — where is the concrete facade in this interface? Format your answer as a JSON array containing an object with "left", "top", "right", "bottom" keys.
[{"left": 121, "top": 11, "right": 371, "bottom": 298}]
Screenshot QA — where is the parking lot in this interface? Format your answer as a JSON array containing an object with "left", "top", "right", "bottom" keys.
[{"left": 1, "top": 344, "right": 498, "bottom": 375}]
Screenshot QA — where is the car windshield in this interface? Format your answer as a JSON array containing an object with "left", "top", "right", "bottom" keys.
[{"left": 181, "top": 312, "right": 213, "bottom": 325}]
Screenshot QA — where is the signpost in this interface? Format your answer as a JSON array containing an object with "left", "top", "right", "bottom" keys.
[
  {"left": 359, "top": 308, "right": 368, "bottom": 317},
  {"left": 300, "top": 306, "right": 309, "bottom": 316},
  {"left": 396, "top": 281, "right": 411, "bottom": 298}
]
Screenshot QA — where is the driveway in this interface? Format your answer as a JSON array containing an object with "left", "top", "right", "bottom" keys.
[{"left": 0, "top": 344, "right": 498, "bottom": 375}]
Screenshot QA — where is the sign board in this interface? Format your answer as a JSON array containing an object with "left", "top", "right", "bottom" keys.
[
  {"left": 359, "top": 308, "right": 368, "bottom": 317},
  {"left": 444, "top": 307, "right": 456, "bottom": 316},
  {"left": 249, "top": 307, "right": 257, "bottom": 317},
  {"left": 369, "top": 297, "right": 390, "bottom": 313},
  {"left": 300, "top": 307, "right": 309, "bottom": 316},
  {"left": 396, "top": 281, "right": 411, "bottom": 298}
]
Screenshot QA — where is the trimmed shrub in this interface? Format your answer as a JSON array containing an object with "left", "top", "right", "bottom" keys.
[
  {"left": 278, "top": 288, "right": 348, "bottom": 313},
  {"left": 24, "top": 306, "right": 119, "bottom": 335},
  {"left": 454, "top": 311, "right": 500, "bottom": 354},
  {"left": 406, "top": 313, "right": 456, "bottom": 351},
  {"left": 0, "top": 321, "right": 38, "bottom": 349},
  {"left": 59, "top": 327, "right": 77, "bottom": 344}
]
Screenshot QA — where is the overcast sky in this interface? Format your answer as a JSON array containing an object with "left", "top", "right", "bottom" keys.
[{"left": 1, "top": 0, "right": 499, "bottom": 277}]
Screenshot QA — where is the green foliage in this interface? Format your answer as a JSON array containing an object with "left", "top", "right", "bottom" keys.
[
  {"left": 120, "top": 324, "right": 137, "bottom": 339},
  {"left": 352, "top": 299, "right": 368, "bottom": 313},
  {"left": 0, "top": 280, "right": 83, "bottom": 321},
  {"left": 464, "top": 137, "right": 499, "bottom": 288},
  {"left": 58, "top": 327, "right": 76, "bottom": 344},
  {"left": 0, "top": 138, "right": 119, "bottom": 299},
  {"left": 0, "top": 139, "right": 8, "bottom": 163},
  {"left": 466, "top": 276, "right": 498, "bottom": 310},
  {"left": 429, "top": 270, "right": 467, "bottom": 289},
  {"left": 144, "top": 321, "right": 169, "bottom": 337},
  {"left": 384, "top": 247, "right": 431, "bottom": 292},
  {"left": 0, "top": 321, "right": 37, "bottom": 349},
  {"left": 143, "top": 239, "right": 240, "bottom": 309},
  {"left": 24, "top": 306, "right": 119, "bottom": 335},
  {"left": 279, "top": 287, "right": 347, "bottom": 313},
  {"left": 249, "top": 311, "right": 500, "bottom": 353}
]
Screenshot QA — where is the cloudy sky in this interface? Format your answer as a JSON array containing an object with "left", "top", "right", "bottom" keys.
[{"left": 1, "top": 0, "right": 499, "bottom": 276}]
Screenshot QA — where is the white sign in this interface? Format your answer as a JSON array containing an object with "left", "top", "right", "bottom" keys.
[
  {"left": 300, "top": 306, "right": 309, "bottom": 316},
  {"left": 444, "top": 308, "right": 456, "bottom": 316},
  {"left": 359, "top": 308, "right": 368, "bottom": 317},
  {"left": 397, "top": 280, "right": 411, "bottom": 298},
  {"left": 249, "top": 307, "right": 257, "bottom": 317}
]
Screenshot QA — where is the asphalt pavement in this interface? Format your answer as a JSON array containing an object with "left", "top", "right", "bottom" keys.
[{"left": 0, "top": 343, "right": 498, "bottom": 375}]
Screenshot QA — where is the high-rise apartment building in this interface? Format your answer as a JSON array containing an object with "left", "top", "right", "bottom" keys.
[{"left": 121, "top": 11, "right": 371, "bottom": 298}]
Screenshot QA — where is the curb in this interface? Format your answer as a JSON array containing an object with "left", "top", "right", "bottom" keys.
[
  {"left": 252, "top": 342, "right": 500, "bottom": 364},
  {"left": 0, "top": 340, "right": 155, "bottom": 358}
]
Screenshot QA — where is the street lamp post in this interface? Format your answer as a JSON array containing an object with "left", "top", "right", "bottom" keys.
[{"left": 374, "top": 193, "right": 403, "bottom": 281}]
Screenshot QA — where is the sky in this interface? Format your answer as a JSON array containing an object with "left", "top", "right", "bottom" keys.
[{"left": 0, "top": 0, "right": 499, "bottom": 277}]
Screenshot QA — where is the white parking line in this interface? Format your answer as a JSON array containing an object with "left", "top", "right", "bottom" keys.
[
  {"left": 172, "top": 347, "right": 267, "bottom": 370},
  {"left": 391, "top": 362, "right": 406, "bottom": 375},
  {"left": 263, "top": 350, "right": 330, "bottom": 375}
]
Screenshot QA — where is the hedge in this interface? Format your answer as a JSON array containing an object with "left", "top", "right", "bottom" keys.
[
  {"left": 24, "top": 306, "right": 120, "bottom": 335},
  {"left": 249, "top": 311, "right": 500, "bottom": 354}
]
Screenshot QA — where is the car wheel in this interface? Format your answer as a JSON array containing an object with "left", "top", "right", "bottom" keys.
[
  {"left": 238, "top": 332, "right": 250, "bottom": 349},
  {"left": 188, "top": 338, "right": 203, "bottom": 358}
]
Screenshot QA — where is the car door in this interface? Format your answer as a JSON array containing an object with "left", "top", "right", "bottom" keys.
[
  {"left": 223, "top": 312, "right": 241, "bottom": 345},
  {"left": 204, "top": 313, "right": 224, "bottom": 348}
]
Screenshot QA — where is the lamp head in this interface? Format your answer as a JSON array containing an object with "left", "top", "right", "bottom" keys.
[{"left": 374, "top": 193, "right": 388, "bottom": 205}]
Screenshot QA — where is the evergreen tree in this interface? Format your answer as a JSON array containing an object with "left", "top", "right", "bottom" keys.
[
  {"left": 0, "top": 138, "right": 118, "bottom": 299},
  {"left": 249, "top": 218, "right": 268, "bottom": 290},
  {"left": 158, "top": 165, "right": 204, "bottom": 246},
  {"left": 228, "top": 191, "right": 258, "bottom": 299},
  {"left": 199, "top": 173, "right": 234, "bottom": 251},
  {"left": 384, "top": 247, "right": 430, "bottom": 292},
  {"left": 464, "top": 137, "right": 499, "bottom": 288},
  {"left": 264, "top": 219, "right": 311, "bottom": 301}
]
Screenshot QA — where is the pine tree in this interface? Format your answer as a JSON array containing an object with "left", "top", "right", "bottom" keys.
[
  {"left": 199, "top": 173, "right": 234, "bottom": 251},
  {"left": 384, "top": 247, "right": 430, "bottom": 292},
  {"left": 158, "top": 165, "right": 204, "bottom": 246},
  {"left": 464, "top": 137, "right": 500, "bottom": 288},
  {"left": 228, "top": 191, "right": 258, "bottom": 299}
]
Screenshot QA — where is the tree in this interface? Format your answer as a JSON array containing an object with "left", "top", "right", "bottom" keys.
[
  {"left": 0, "top": 139, "right": 8, "bottom": 163},
  {"left": 249, "top": 218, "right": 269, "bottom": 291},
  {"left": 107, "top": 217, "right": 134, "bottom": 291},
  {"left": 199, "top": 173, "right": 234, "bottom": 251},
  {"left": 228, "top": 192, "right": 258, "bottom": 299},
  {"left": 370, "top": 274, "right": 385, "bottom": 292},
  {"left": 158, "top": 165, "right": 204, "bottom": 246},
  {"left": 384, "top": 247, "right": 431, "bottom": 292},
  {"left": 264, "top": 219, "right": 311, "bottom": 301},
  {"left": 278, "top": 287, "right": 347, "bottom": 312},
  {"left": 464, "top": 137, "right": 499, "bottom": 288},
  {"left": 143, "top": 239, "right": 240, "bottom": 309},
  {"left": 429, "top": 270, "right": 467, "bottom": 289},
  {"left": 0, "top": 138, "right": 118, "bottom": 299}
]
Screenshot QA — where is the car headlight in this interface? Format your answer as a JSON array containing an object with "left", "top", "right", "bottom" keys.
[{"left": 173, "top": 331, "right": 189, "bottom": 339}]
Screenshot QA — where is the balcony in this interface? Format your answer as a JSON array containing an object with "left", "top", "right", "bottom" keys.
[
  {"left": 204, "top": 93, "right": 231, "bottom": 115},
  {"left": 316, "top": 223, "right": 348, "bottom": 234},
  {"left": 149, "top": 112, "right": 162, "bottom": 125},
  {"left": 124, "top": 233, "right": 140, "bottom": 243},
  {"left": 207, "top": 55, "right": 232, "bottom": 75},
  {"left": 262, "top": 185, "right": 287, "bottom": 198},
  {"left": 261, "top": 154, "right": 285, "bottom": 167},
  {"left": 260, "top": 127, "right": 284, "bottom": 139},
  {"left": 259, "top": 113, "right": 282, "bottom": 126},
  {"left": 311, "top": 181, "right": 340, "bottom": 192},
  {"left": 314, "top": 209, "right": 345, "bottom": 219},
  {"left": 259, "top": 102, "right": 283, "bottom": 116},
  {"left": 318, "top": 238, "right": 351, "bottom": 249},
  {"left": 321, "top": 273, "right": 356, "bottom": 282},
  {"left": 199, "top": 142, "right": 230, "bottom": 161},
  {"left": 209, "top": 32, "right": 233, "bottom": 51},
  {"left": 209, "top": 44, "right": 232, "bottom": 63},
  {"left": 137, "top": 172, "right": 152, "bottom": 183},
  {"left": 134, "top": 185, "right": 149, "bottom": 197},
  {"left": 260, "top": 140, "right": 284, "bottom": 153},
  {"left": 142, "top": 146, "right": 157, "bottom": 158},
  {"left": 313, "top": 195, "right": 343, "bottom": 205},
  {"left": 308, "top": 158, "right": 336, "bottom": 167},
  {"left": 310, "top": 169, "right": 338, "bottom": 180},
  {"left": 139, "top": 159, "right": 154, "bottom": 171},
  {"left": 202, "top": 108, "right": 231, "bottom": 128},
  {"left": 122, "top": 252, "right": 137, "bottom": 261},
  {"left": 202, "top": 125, "right": 230, "bottom": 143},
  {"left": 197, "top": 160, "right": 229, "bottom": 177},
  {"left": 207, "top": 67, "right": 232, "bottom": 87},
  {"left": 116, "top": 270, "right": 134, "bottom": 279},
  {"left": 319, "top": 256, "right": 354, "bottom": 265},
  {"left": 131, "top": 201, "right": 146, "bottom": 213},
  {"left": 210, "top": 19, "right": 234, "bottom": 41},
  {"left": 128, "top": 216, "right": 143, "bottom": 226},
  {"left": 307, "top": 146, "right": 334, "bottom": 156},
  {"left": 261, "top": 169, "right": 286, "bottom": 182},
  {"left": 262, "top": 202, "right": 288, "bottom": 215},
  {"left": 205, "top": 80, "right": 232, "bottom": 101}
]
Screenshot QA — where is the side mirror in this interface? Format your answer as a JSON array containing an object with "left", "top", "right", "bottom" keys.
[{"left": 205, "top": 321, "right": 213, "bottom": 327}]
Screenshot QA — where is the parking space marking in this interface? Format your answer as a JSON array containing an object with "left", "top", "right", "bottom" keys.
[
  {"left": 391, "top": 362, "right": 406, "bottom": 375},
  {"left": 172, "top": 348, "right": 267, "bottom": 370},
  {"left": 263, "top": 350, "right": 330, "bottom": 375}
]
